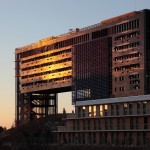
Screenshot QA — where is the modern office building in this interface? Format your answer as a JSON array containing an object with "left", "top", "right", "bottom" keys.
[
  {"left": 55, "top": 95, "right": 150, "bottom": 146},
  {"left": 15, "top": 9, "right": 150, "bottom": 126}
]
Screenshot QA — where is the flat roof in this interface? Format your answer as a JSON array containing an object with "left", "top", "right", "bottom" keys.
[{"left": 76, "top": 94, "right": 150, "bottom": 106}]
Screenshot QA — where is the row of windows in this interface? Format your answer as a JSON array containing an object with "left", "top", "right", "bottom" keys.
[
  {"left": 129, "top": 73, "right": 140, "bottom": 79},
  {"left": 77, "top": 101, "right": 148, "bottom": 118},
  {"left": 114, "top": 63, "right": 140, "bottom": 71},
  {"left": 19, "top": 34, "right": 89, "bottom": 59},
  {"left": 21, "top": 76, "right": 71, "bottom": 87},
  {"left": 114, "top": 31, "right": 140, "bottom": 41},
  {"left": 19, "top": 45, "right": 53, "bottom": 59},
  {"left": 114, "top": 74, "right": 140, "bottom": 82},
  {"left": 19, "top": 19, "right": 139, "bottom": 59},
  {"left": 115, "top": 86, "right": 125, "bottom": 92},
  {"left": 76, "top": 72, "right": 91, "bottom": 80},
  {"left": 129, "top": 74, "right": 140, "bottom": 90},
  {"left": 114, "top": 52, "right": 140, "bottom": 61},
  {"left": 21, "top": 66, "right": 72, "bottom": 79},
  {"left": 114, "top": 42, "right": 140, "bottom": 51},
  {"left": 115, "top": 85, "right": 140, "bottom": 92},
  {"left": 21, "top": 58, "right": 71, "bottom": 71},
  {"left": 54, "top": 34, "right": 89, "bottom": 49},
  {"left": 73, "top": 117, "right": 148, "bottom": 131},
  {"left": 92, "top": 29, "right": 108, "bottom": 39},
  {"left": 114, "top": 76, "right": 124, "bottom": 81},
  {"left": 112, "top": 19, "right": 139, "bottom": 34},
  {"left": 21, "top": 49, "right": 71, "bottom": 64},
  {"left": 92, "top": 19, "right": 140, "bottom": 40},
  {"left": 76, "top": 89, "right": 91, "bottom": 99},
  {"left": 60, "top": 132, "right": 147, "bottom": 145},
  {"left": 130, "top": 79, "right": 140, "bottom": 85},
  {"left": 115, "top": 81, "right": 140, "bottom": 92},
  {"left": 130, "top": 85, "right": 140, "bottom": 90}
]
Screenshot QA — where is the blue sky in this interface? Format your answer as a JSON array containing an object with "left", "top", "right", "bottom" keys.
[{"left": 0, "top": 0, "right": 149, "bottom": 129}]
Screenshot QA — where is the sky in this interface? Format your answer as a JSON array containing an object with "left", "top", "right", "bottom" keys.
[{"left": 0, "top": 0, "right": 149, "bottom": 129}]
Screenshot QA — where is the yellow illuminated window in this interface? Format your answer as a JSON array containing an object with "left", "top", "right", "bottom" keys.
[
  {"left": 104, "top": 105, "right": 108, "bottom": 110},
  {"left": 82, "top": 106, "right": 86, "bottom": 117},
  {"left": 104, "top": 105, "right": 108, "bottom": 116},
  {"left": 93, "top": 106, "right": 96, "bottom": 117},
  {"left": 100, "top": 105, "right": 103, "bottom": 117},
  {"left": 89, "top": 106, "right": 92, "bottom": 117}
]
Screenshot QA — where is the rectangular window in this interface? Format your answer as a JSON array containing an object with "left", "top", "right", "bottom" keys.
[
  {"left": 143, "top": 102, "right": 147, "bottom": 114},
  {"left": 93, "top": 133, "right": 96, "bottom": 144},
  {"left": 137, "top": 132, "right": 141, "bottom": 145},
  {"left": 116, "top": 132, "right": 120, "bottom": 145},
  {"left": 82, "top": 133, "right": 85, "bottom": 144},
  {"left": 88, "top": 120, "right": 90, "bottom": 130},
  {"left": 117, "top": 118, "right": 121, "bottom": 129},
  {"left": 73, "top": 120, "right": 76, "bottom": 130},
  {"left": 143, "top": 132, "right": 147, "bottom": 145},
  {"left": 137, "top": 102, "right": 141, "bottom": 114},
  {"left": 99, "top": 119, "right": 102, "bottom": 130},
  {"left": 105, "top": 133, "right": 108, "bottom": 144},
  {"left": 99, "top": 133, "right": 103, "bottom": 144},
  {"left": 77, "top": 120, "right": 80, "bottom": 130},
  {"left": 116, "top": 104, "right": 120, "bottom": 116},
  {"left": 104, "top": 105, "right": 108, "bottom": 116},
  {"left": 82, "top": 106, "right": 86, "bottom": 117},
  {"left": 110, "top": 118, "right": 113, "bottom": 130},
  {"left": 129, "top": 103, "right": 133, "bottom": 115},
  {"left": 78, "top": 133, "right": 81, "bottom": 144},
  {"left": 111, "top": 132, "right": 115, "bottom": 144},
  {"left": 88, "top": 133, "right": 92, "bottom": 144},
  {"left": 100, "top": 105, "right": 103, "bottom": 117},
  {"left": 124, "top": 132, "right": 127, "bottom": 145},
  {"left": 83, "top": 120, "right": 86, "bottom": 130},
  {"left": 124, "top": 103, "right": 128, "bottom": 115},
  {"left": 129, "top": 132, "right": 133, "bottom": 145},
  {"left": 136, "top": 117, "right": 139, "bottom": 129},
  {"left": 68, "top": 133, "right": 71, "bottom": 143},
  {"left": 94, "top": 119, "right": 97, "bottom": 130},
  {"left": 78, "top": 107, "right": 81, "bottom": 117},
  {"left": 111, "top": 105, "right": 115, "bottom": 116},
  {"left": 89, "top": 106, "right": 92, "bottom": 117},
  {"left": 105, "top": 119, "right": 108, "bottom": 130},
  {"left": 130, "top": 118, "right": 134, "bottom": 129},
  {"left": 122, "top": 118, "right": 126, "bottom": 130},
  {"left": 119, "top": 76, "right": 124, "bottom": 81},
  {"left": 144, "top": 117, "right": 148, "bottom": 129},
  {"left": 93, "top": 106, "right": 96, "bottom": 117}
]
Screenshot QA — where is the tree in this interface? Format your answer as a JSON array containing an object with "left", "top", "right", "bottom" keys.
[{"left": 0, "top": 126, "right": 4, "bottom": 133}]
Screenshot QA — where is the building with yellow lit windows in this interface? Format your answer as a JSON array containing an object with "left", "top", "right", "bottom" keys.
[{"left": 55, "top": 95, "right": 150, "bottom": 146}]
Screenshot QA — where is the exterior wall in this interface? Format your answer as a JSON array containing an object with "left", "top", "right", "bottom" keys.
[
  {"left": 15, "top": 9, "right": 150, "bottom": 126},
  {"left": 72, "top": 37, "right": 112, "bottom": 103},
  {"left": 56, "top": 97, "right": 150, "bottom": 146},
  {"left": 15, "top": 10, "right": 150, "bottom": 98},
  {"left": 18, "top": 46, "right": 72, "bottom": 93},
  {"left": 111, "top": 11, "right": 145, "bottom": 98}
]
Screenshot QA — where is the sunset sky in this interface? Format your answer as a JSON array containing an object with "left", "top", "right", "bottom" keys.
[{"left": 0, "top": 0, "right": 150, "bottom": 129}]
